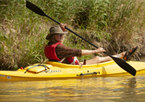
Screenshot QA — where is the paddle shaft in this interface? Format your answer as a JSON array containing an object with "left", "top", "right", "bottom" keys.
[{"left": 26, "top": 0, "right": 111, "bottom": 57}]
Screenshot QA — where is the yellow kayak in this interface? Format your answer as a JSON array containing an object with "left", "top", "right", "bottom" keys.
[{"left": 0, "top": 61, "right": 145, "bottom": 81}]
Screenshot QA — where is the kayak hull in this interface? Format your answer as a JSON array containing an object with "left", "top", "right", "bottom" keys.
[{"left": 0, "top": 61, "right": 145, "bottom": 81}]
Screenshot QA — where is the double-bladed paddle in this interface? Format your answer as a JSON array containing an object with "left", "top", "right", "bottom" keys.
[{"left": 26, "top": 0, "right": 136, "bottom": 76}]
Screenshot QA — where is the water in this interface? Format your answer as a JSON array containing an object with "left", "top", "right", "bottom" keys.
[
  {"left": 0, "top": 58, "right": 145, "bottom": 102},
  {"left": 1, "top": 76, "right": 145, "bottom": 102}
]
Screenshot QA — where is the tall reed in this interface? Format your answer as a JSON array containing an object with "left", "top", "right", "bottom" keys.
[{"left": 0, "top": 0, "right": 145, "bottom": 69}]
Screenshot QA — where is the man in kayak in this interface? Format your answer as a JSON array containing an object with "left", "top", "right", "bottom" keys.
[{"left": 44, "top": 24, "right": 138, "bottom": 65}]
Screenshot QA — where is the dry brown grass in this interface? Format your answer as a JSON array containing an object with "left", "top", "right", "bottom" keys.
[{"left": 0, "top": 0, "right": 145, "bottom": 69}]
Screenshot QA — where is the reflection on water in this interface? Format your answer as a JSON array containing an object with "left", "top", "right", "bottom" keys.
[
  {"left": 0, "top": 57, "right": 145, "bottom": 102},
  {"left": 1, "top": 75, "right": 145, "bottom": 102}
]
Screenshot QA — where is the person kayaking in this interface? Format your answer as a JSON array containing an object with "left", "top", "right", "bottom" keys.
[{"left": 44, "top": 24, "right": 138, "bottom": 65}]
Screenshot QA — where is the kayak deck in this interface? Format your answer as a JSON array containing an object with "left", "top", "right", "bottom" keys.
[{"left": 0, "top": 61, "right": 145, "bottom": 81}]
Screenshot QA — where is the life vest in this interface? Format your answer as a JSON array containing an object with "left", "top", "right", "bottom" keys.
[{"left": 44, "top": 42, "right": 80, "bottom": 65}]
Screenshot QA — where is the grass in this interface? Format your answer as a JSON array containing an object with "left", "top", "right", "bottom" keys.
[{"left": 0, "top": 0, "right": 145, "bottom": 70}]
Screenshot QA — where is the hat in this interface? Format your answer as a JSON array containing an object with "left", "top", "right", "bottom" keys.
[{"left": 46, "top": 26, "right": 68, "bottom": 40}]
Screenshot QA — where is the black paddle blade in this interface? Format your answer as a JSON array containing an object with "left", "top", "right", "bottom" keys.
[
  {"left": 112, "top": 57, "right": 136, "bottom": 76},
  {"left": 26, "top": 0, "right": 46, "bottom": 16}
]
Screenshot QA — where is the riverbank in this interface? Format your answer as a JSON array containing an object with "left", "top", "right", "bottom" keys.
[{"left": 0, "top": 0, "right": 145, "bottom": 70}]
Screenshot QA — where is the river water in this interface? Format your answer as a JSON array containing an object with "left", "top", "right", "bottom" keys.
[{"left": 0, "top": 58, "right": 145, "bottom": 102}]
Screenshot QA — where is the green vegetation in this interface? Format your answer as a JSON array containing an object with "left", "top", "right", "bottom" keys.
[{"left": 0, "top": 0, "right": 145, "bottom": 70}]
